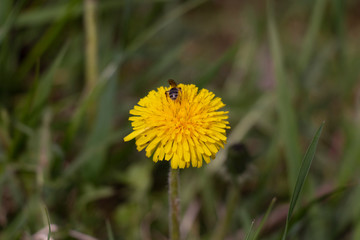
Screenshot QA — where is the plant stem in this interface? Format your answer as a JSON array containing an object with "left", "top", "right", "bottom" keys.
[
  {"left": 83, "top": 0, "right": 98, "bottom": 124},
  {"left": 169, "top": 167, "right": 180, "bottom": 240},
  {"left": 84, "top": 0, "right": 98, "bottom": 96}
]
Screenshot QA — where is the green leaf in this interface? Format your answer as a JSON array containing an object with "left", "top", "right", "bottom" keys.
[{"left": 281, "top": 122, "right": 324, "bottom": 240}]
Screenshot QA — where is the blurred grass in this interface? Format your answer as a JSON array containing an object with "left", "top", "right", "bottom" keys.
[
  {"left": 1, "top": 0, "right": 360, "bottom": 239},
  {"left": 16, "top": 0, "right": 79, "bottom": 82},
  {"left": 268, "top": 0, "right": 301, "bottom": 190}
]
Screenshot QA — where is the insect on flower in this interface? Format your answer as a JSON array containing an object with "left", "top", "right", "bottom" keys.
[
  {"left": 165, "top": 79, "right": 182, "bottom": 101},
  {"left": 124, "top": 80, "right": 230, "bottom": 169}
]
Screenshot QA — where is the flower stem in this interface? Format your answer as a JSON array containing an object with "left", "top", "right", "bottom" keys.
[
  {"left": 84, "top": 0, "right": 98, "bottom": 96},
  {"left": 169, "top": 167, "right": 180, "bottom": 240},
  {"left": 83, "top": 0, "right": 98, "bottom": 123}
]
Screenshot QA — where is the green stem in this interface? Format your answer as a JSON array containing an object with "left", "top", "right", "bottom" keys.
[
  {"left": 84, "top": 0, "right": 98, "bottom": 96},
  {"left": 169, "top": 167, "right": 180, "bottom": 240},
  {"left": 83, "top": 0, "right": 98, "bottom": 123}
]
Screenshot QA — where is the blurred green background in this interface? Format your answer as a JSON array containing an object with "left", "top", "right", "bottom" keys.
[{"left": 1, "top": 0, "right": 360, "bottom": 239}]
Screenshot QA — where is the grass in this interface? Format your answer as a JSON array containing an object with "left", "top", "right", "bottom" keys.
[
  {"left": 1, "top": 0, "right": 360, "bottom": 239},
  {"left": 281, "top": 122, "right": 324, "bottom": 240}
]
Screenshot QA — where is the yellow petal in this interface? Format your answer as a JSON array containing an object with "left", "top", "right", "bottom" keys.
[
  {"left": 123, "top": 128, "right": 147, "bottom": 142},
  {"left": 158, "top": 146, "right": 165, "bottom": 160},
  {"left": 184, "top": 150, "right": 190, "bottom": 163},
  {"left": 189, "top": 145, "right": 197, "bottom": 167},
  {"left": 136, "top": 133, "right": 154, "bottom": 146},
  {"left": 201, "top": 142, "right": 212, "bottom": 156},
  {"left": 179, "top": 159, "right": 186, "bottom": 169},
  {"left": 195, "top": 143, "right": 204, "bottom": 154},
  {"left": 205, "top": 135, "right": 216, "bottom": 143},
  {"left": 153, "top": 147, "right": 161, "bottom": 162},
  {"left": 173, "top": 140, "right": 177, "bottom": 152},
  {"left": 129, "top": 109, "right": 143, "bottom": 116},
  {"left": 165, "top": 151, "right": 173, "bottom": 161},
  {"left": 197, "top": 159, "right": 203, "bottom": 168},
  {"left": 177, "top": 143, "right": 183, "bottom": 161},
  {"left": 177, "top": 133, "right": 182, "bottom": 143},
  {"left": 206, "top": 142, "right": 218, "bottom": 154},
  {"left": 211, "top": 131, "right": 227, "bottom": 141},
  {"left": 183, "top": 137, "right": 189, "bottom": 151},
  {"left": 164, "top": 140, "right": 173, "bottom": 153},
  {"left": 145, "top": 138, "right": 161, "bottom": 157},
  {"left": 203, "top": 155, "right": 211, "bottom": 164},
  {"left": 196, "top": 150, "right": 202, "bottom": 164},
  {"left": 187, "top": 136, "right": 195, "bottom": 146},
  {"left": 137, "top": 144, "right": 147, "bottom": 152},
  {"left": 171, "top": 154, "right": 179, "bottom": 169}
]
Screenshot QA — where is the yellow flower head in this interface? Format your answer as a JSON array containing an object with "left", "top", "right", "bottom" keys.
[{"left": 124, "top": 80, "right": 230, "bottom": 169}]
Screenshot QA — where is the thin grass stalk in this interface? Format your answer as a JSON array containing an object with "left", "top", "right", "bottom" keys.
[
  {"left": 36, "top": 109, "right": 51, "bottom": 192},
  {"left": 252, "top": 198, "right": 276, "bottom": 240},
  {"left": 169, "top": 168, "right": 180, "bottom": 240},
  {"left": 298, "top": 0, "right": 327, "bottom": 71},
  {"left": 81, "top": 0, "right": 99, "bottom": 131},
  {"left": 84, "top": 0, "right": 98, "bottom": 96},
  {"left": 244, "top": 221, "right": 255, "bottom": 240},
  {"left": 44, "top": 205, "right": 51, "bottom": 240}
]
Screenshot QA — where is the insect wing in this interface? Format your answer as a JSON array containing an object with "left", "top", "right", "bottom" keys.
[{"left": 168, "top": 79, "right": 177, "bottom": 88}]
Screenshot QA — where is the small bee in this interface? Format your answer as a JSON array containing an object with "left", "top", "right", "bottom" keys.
[{"left": 166, "top": 79, "right": 182, "bottom": 100}]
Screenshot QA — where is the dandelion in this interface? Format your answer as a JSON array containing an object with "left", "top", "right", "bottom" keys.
[{"left": 124, "top": 80, "right": 230, "bottom": 169}]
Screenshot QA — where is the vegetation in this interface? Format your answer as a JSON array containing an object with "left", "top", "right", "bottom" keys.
[{"left": 0, "top": 0, "right": 359, "bottom": 239}]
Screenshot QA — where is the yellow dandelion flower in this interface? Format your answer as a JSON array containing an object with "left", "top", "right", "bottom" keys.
[{"left": 124, "top": 80, "right": 230, "bottom": 169}]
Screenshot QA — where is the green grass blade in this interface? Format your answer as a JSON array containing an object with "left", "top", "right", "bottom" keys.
[
  {"left": 136, "top": 43, "right": 185, "bottom": 90},
  {"left": 292, "top": 184, "right": 350, "bottom": 225},
  {"left": 30, "top": 45, "right": 68, "bottom": 115},
  {"left": 252, "top": 198, "right": 276, "bottom": 240},
  {"left": 244, "top": 220, "right": 255, "bottom": 240},
  {"left": 13, "top": 0, "right": 168, "bottom": 28},
  {"left": 331, "top": 0, "right": 346, "bottom": 64},
  {"left": 44, "top": 206, "right": 51, "bottom": 240},
  {"left": 126, "top": 0, "right": 207, "bottom": 56},
  {"left": 81, "top": 78, "right": 116, "bottom": 178},
  {"left": 197, "top": 42, "right": 240, "bottom": 88},
  {"left": 16, "top": 0, "right": 79, "bottom": 81},
  {"left": 281, "top": 122, "right": 324, "bottom": 240},
  {"left": 106, "top": 220, "right": 115, "bottom": 240},
  {"left": 298, "top": 0, "right": 327, "bottom": 71},
  {"left": 0, "top": 1, "right": 25, "bottom": 43},
  {"left": 60, "top": 128, "right": 127, "bottom": 182},
  {"left": 9, "top": 44, "right": 67, "bottom": 158},
  {"left": 0, "top": 196, "right": 36, "bottom": 240},
  {"left": 267, "top": 0, "right": 301, "bottom": 190}
]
